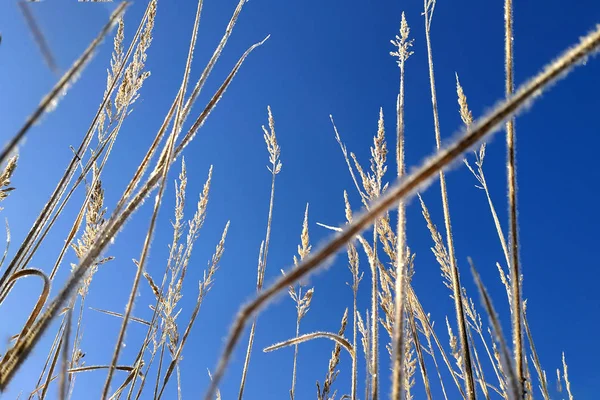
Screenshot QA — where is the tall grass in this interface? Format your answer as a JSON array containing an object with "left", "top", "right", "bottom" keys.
[
  {"left": 389, "top": 12, "right": 412, "bottom": 400},
  {"left": 1, "top": 1, "right": 599, "bottom": 399}
]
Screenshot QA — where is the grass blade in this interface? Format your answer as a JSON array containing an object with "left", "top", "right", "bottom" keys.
[{"left": 0, "top": 2, "right": 128, "bottom": 165}]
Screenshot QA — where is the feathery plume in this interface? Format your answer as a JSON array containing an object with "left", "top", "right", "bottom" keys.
[{"left": 0, "top": 157, "right": 18, "bottom": 204}]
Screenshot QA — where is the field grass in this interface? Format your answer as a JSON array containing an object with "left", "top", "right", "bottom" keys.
[{"left": 0, "top": 0, "right": 598, "bottom": 399}]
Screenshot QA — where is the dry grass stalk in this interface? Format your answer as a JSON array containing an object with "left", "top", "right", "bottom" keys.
[
  {"left": 3, "top": 2, "right": 597, "bottom": 397},
  {"left": 0, "top": 221, "right": 10, "bottom": 272},
  {"left": 2, "top": 0, "right": 256, "bottom": 390},
  {"left": 156, "top": 222, "right": 229, "bottom": 399},
  {"left": 406, "top": 301, "right": 432, "bottom": 400},
  {"left": 359, "top": 109, "right": 389, "bottom": 400},
  {"left": 238, "top": 105, "right": 282, "bottom": 400},
  {"left": 422, "top": 0, "right": 476, "bottom": 397},
  {"left": 56, "top": 163, "right": 113, "bottom": 397},
  {"left": 402, "top": 316, "right": 416, "bottom": 400},
  {"left": 18, "top": 1, "right": 58, "bottom": 75},
  {"left": 444, "top": 318, "right": 464, "bottom": 382},
  {"left": 331, "top": 119, "right": 369, "bottom": 207},
  {"left": 146, "top": 161, "right": 213, "bottom": 398},
  {"left": 522, "top": 302, "right": 550, "bottom": 399},
  {"left": 389, "top": 12, "right": 413, "bottom": 399},
  {"left": 119, "top": 3, "right": 267, "bottom": 215},
  {"left": 0, "top": 0, "right": 152, "bottom": 305},
  {"left": 410, "top": 297, "right": 452, "bottom": 400},
  {"left": 2, "top": 269, "right": 50, "bottom": 344},
  {"left": 466, "top": 327, "right": 492, "bottom": 400},
  {"left": 0, "top": 2, "right": 128, "bottom": 166},
  {"left": 207, "top": 369, "right": 222, "bottom": 400},
  {"left": 90, "top": 307, "right": 150, "bottom": 326},
  {"left": 106, "top": 53, "right": 239, "bottom": 396},
  {"left": 426, "top": 339, "right": 450, "bottom": 400},
  {"left": 419, "top": 194, "right": 482, "bottom": 374},
  {"left": 370, "top": 188, "right": 381, "bottom": 397},
  {"left": 58, "top": 308, "right": 73, "bottom": 400},
  {"left": 562, "top": 353, "right": 573, "bottom": 400},
  {"left": 457, "top": 76, "right": 515, "bottom": 398},
  {"left": 345, "top": 210, "right": 362, "bottom": 400},
  {"left": 390, "top": 12, "right": 414, "bottom": 179},
  {"left": 504, "top": 1, "right": 525, "bottom": 396},
  {"left": 491, "top": 332, "right": 509, "bottom": 397},
  {"left": 523, "top": 356, "right": 534, "bottom": 400},
  {"left": 101, "top": 1, "right": 165, "bottom": 394},
  {"left": 264, "top": 331, "right": 353, "bottom": 358},
  {"left": 105, "top": 159, "right": 217, "bottom": 399},
  {"left": 70, "top": 164, "right": 112, "bottom": 297},
  {"left": 422, "top": 183, "right": 504, "bottom": 396},
  {"left": 286, "top": 204, "right": 314, "bottom": 400},
  {"left": 174, "top": 35, "right": 271, "bottom": 159},
  {"left": 30, "top": 365, "right": 135, "bottom": 398},
  {"left": 105, "top": 3, "right": 195, "bottom": 396},
  {"left": 317, "top": 308, "right": 349, "bottom": 400},
  {"left": 262, "top": 312, "right": 353, "bottom": 400},
  {"left": 463, "top": 137, "right": 510, "bottom": 269},
  {"left": 74, "top": 25, "right": 266, "bottom": 344},
  {"left": 1, "top": 269, "right": 54, "bottom": 400},
  {"left": 152, "top": 166, "right": 212, "bottom": 399},
  {"left": 29, "top": 319, "right": 63, "bottom": 398},
  {"left": 464, "top": 294, "right": 505, "bottom": 397},
  {"left": 0, "top": 157, "right": 18, "bottom": 206},
  {"left": 204, "top": 24, "right": 600, "bottom": 397},
  {"left": 263, "top": 329, "right": 354, "bottom": 400},
  {"left": 458, "top": 75, "right": 551, "bottom": 399},
  {"left": 332, "top": 115, "right": 405, "bottom": 399},
  {"left": 357, "top": 311, "right": 371, "bottom": 400},
  {"left": 43, "top": 10, "right": 150, "bottom": 284},
  {"left": 378, "top": 250, "right": 414, "bottom": 353},
  {"left": 117, "top": 26, "right": 270, "bottom": 400},
  {"left": 180, "top": 0, "right": 247, "bottom": 124},
  {"left": 455, "top": 74, "right": 474, "bottom": 127},
  {"left": 469, "top": 258, "right": 519, "bottom": 400},
  {"left": 37, "top": 322, "right": 67, "bottom": 400},
  {"left": 329, "top": 124, "right": 386, "bottom": 399}
]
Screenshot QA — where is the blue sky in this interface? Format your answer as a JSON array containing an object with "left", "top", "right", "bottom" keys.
[{"left": 1, "top": 0, "right": 599, "bottom": 399}]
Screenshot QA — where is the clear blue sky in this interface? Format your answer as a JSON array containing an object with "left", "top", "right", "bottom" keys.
[{"left": 1, "top": 0, "right": 599, "bottom": 399}]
